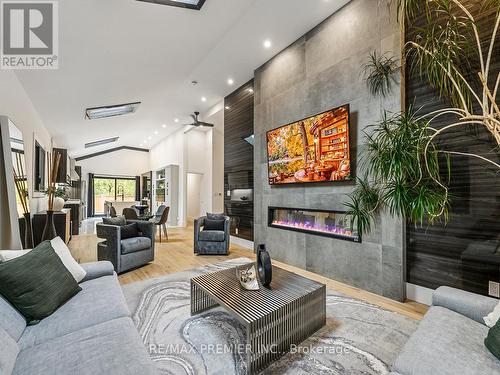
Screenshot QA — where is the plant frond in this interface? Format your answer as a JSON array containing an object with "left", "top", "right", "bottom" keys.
[{"left": 361, "top": 51, "right": 400, "bottom": 97}]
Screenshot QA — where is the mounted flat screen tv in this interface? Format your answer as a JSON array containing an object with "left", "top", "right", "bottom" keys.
[{"left": 266, "top": 104, "right": 351, "bottom": 185}]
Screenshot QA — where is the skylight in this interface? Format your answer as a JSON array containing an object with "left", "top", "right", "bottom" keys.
[
  {"left": 85, "top": 137, "right": 119, "bottom": 149},
  {"left": 137, "top": 0, "right": 206, "bottom": 10},
  {"left": 85, "top": 102, "right": 140, "bottom": 120}
]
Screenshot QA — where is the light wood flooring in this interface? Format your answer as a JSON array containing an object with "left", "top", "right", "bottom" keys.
[{"left": 69, "top": 223, "right": 428, "bottom": 320}]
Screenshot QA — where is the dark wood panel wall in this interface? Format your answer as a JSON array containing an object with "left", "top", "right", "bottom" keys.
[
  {"left": 405, "top": 1, "right": 500, "bottom": 296},
  {"left": 224, "top": 80, "right": 255, "bottom": 241}
]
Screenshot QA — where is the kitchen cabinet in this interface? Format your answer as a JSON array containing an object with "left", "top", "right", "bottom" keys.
[{"left": 152, "top": 165, "right": 179, "bottom": 226}]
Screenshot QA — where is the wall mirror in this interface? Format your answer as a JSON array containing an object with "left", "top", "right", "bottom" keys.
[
  {"left": 33, "top": 138, "right": 46, "bottom": 196},
  {"left": 10, "top": 121, "right": 29, "bottom": 217},
  {"left": 0, "top": 116, "right": 24, "bottom": 249}
]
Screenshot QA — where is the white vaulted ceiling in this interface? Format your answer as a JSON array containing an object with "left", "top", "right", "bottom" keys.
[{"left": 14, "top": 0, "right": 350, "bottom": 157}]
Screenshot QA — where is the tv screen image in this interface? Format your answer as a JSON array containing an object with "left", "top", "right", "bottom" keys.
[{"left": 266, "top": 104, "right": 351, "bottom": 185}]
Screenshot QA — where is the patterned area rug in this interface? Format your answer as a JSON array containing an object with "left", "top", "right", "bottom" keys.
[{"left": 122, "top": 258, "right": 418, "bottom": 374}]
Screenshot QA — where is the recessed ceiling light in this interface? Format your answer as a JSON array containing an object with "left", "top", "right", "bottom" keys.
[
  {"left": 174, "top": 118, "right": 179, "bottom": 123},
  {"left": 139, "top": 144, "right": 143, "bottom": 147},
  {"left": 225, "top": 106, "right": 230, "bottom": 110},
  {"left": 143, "top": 140, "right": 148, "bottom": 143},
  {"left": 248, "top": 88, "right": 254, "bottom": 93},
  {"left": 85, "top": 102, "right": 140, "bottom": 120},
  {"left": 154, "top": 131, "right": 158, "bottom": 135},
  {"left": 148, "top": 136, "right": 152, "bottom": 140},
  {"left": 263, "top": 40, "right": 272, "bottom": 49},
  {"left": 227, "top": 78, "right": 234, "bottom": 85},
  {"left": 201, "top": 97, "right": 207, "bottom": 102},
  {"left": 162, "top": 124, "right": 167, "bottom": 128}
]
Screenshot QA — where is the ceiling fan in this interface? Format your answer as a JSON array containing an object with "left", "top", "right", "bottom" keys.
[{"left": 184, "top": 112, "right": 214, "bottom": 132}]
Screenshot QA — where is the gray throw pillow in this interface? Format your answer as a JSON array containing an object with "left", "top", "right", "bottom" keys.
[
  {"left": 0, "top": 241, "right": 81, "bottom": 325},
  {"left": 207, "top": 213, "right": 225, "bottom": 220},
  {"left": 102, "top": 216, "right": 127, "bottom": 226}
]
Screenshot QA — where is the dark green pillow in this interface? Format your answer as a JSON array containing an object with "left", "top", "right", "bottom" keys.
[
  {"left": 0, "top": 241, "right": 81, "bottom": 325},
  {"left": 203, "top": 218, "right": 225, "bottom": 231},
  {"left": 102, "top": 216, "right": 127, "bottom": 226},
  {"left": 207, "top": 213, "right": 225, "bottom": 220},
  {"left": 485, "top": 319, "right": 500, "bottom": 360},
  {"left": 120, "top": 222, "right": 138, "bottom": 239}
]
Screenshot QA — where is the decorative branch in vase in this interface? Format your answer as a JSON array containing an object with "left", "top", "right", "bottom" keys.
[
  {"left": 13, "top": 152, "right": 32, "bottom": 248},
  {"left": 41, "top": 152, "right": 61, "bottom": 242}
]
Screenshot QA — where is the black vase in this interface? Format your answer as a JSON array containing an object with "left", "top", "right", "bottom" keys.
[
  {"left": 41, "top": 210, "right": 57, "bottom": 242},
  {"left": 23, "top": 212, "right": 33, "bottom": 249},
  {"left": 257, "top": 244, "right": 272, "bottom": 287}
]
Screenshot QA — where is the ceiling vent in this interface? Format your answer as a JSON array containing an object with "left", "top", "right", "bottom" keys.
[
  {"left": 85, "top": 137, "right": 119, "bottom": 149},
  {"left": 85, "top": 102, "right": 140, "bottom": 120},
  {"left": 136, "top": 0, "right": 206, "bottom": 10}
]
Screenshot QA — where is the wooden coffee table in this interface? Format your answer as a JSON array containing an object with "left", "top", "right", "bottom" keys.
[{"left": 190, "top": 264, "right": 326, "bottom": 374}]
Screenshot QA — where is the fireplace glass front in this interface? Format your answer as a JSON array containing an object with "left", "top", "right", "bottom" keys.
[{"left": 268, "top": 206, "right": 360, "bottom": 242}]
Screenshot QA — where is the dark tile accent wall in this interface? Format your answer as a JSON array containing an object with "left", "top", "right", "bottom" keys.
[
  {"left": 254, "top": 0, "right": 405, "bottom": 300},
  {"left": 405, "top": 1, "right": 500, "bottom": 296},
  {"left": 224, "top": 80, "right": 254, "bottom": 241}
]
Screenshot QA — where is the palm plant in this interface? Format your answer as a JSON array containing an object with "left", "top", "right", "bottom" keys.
[
  {"left": 345, "top": 110, "right": 451, "bottom": 234},
  {"left": 398, "top": 0, "right": 500, "bottom": 158},
  {"left": 347, "top": 0, "right": 499, "bottom": 235},
  {"left": 362, "top": 51, "right": 400, "bottom": 97}
]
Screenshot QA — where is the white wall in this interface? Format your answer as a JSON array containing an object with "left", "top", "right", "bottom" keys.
[
  {"left": 186, "top": 173, "right": 203, "bottom": 220},
  {"left": 148, "top": 104, "right": 224, "bottom": 226},
  {"left": 186, "top": 129, "right": 212, "bottom": 218},
  {"left": 0, "top": 71, "right": 52, "bottom": 215},
  {"left": 78, "top": 149, "right": 149, "bottom": 178},
  {"left": 149, "top": 128, "right": 186, "bottom": 225}
]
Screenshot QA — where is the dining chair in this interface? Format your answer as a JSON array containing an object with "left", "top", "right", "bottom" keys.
[
  {"left": 123, "top": 207, "right": 139, "bottom": 220},
  {"left": 152, "top": 206, "right": 170, "bottom": 242},
  {"left": 153, "top": 205, "right": 166, "bottom": 220}
]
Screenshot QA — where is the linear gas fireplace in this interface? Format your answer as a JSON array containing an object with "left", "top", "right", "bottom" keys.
[{"left": 268, "top": 206, "right": 360, "bottom": 242}]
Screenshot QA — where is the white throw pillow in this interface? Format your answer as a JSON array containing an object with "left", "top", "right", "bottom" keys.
[
  {"left": 50, "top": 237, "right": 87, "bottom": 283},
  {"left": 484, "top": 301, "right": 500, "bottom": 327},
  {"left": 0, "top": 249, "right": 31, "bottom": 262}
]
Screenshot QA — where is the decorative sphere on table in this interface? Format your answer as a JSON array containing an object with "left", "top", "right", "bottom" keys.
[{"left": 256, "top": 244, "right": 272, "bottom": 287}]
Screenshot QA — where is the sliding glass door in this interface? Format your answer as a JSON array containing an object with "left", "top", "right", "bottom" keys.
[
  {"left": 93, "top": 176, "right": 136, "bottom": 215},
  {"left": 116, "top": 179, "right": 136, "bottom": 202}
]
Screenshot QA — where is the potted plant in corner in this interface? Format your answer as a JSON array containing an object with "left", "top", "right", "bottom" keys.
[
  {"left": 41, "top": 152, "right": 61, "bottom": 242},
  {"left": 346, "top": 0, "right": 500, "bottom": 237}
]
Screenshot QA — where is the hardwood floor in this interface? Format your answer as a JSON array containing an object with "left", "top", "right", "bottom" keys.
[{"left": 69, "top": 223, "right": 428, "bottom": 320}]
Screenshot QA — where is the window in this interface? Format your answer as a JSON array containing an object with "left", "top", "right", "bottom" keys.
[
  {"left": 136, "top": 0, "right": 206, "bottom": 10},
  {"left": 93, "top": 177, "right": 137, "bottom": 215},
  {"left": 85, "top": 102, "right": 140, "bottom": 120}
]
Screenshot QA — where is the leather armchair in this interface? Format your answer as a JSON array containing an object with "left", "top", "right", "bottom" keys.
[
  {"left": 194, "top": 216, "right": 230, "bottom": 255},
  {"left": 96, "top": 220, "right": 155, "bottom": 273}
]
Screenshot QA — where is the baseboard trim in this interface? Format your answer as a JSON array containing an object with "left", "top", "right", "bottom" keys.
[
  {"left": 231, "top": 236, "right": 254, "bottom": 251},
  {"left": 406, "top": 283, "right": 433, "bottom": 306}
]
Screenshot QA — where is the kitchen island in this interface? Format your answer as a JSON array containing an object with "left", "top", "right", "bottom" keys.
[{"left": 104, "top": 200, "right": 139, "bottom": 216}]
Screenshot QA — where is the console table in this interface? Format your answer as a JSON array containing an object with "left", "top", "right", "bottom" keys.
[
  {"left": 32, "top": 209, "right": 71, "bottom": 247},
  {"left": 191, "top": 264, "right": 326, "bottom": 374}
]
